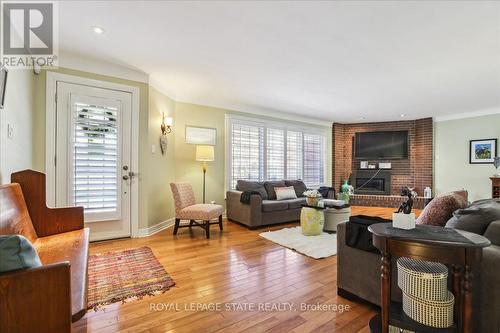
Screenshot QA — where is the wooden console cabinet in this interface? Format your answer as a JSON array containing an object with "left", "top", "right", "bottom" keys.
[{"left": 491, "top": 177, "right": 500, "bottom": 199}]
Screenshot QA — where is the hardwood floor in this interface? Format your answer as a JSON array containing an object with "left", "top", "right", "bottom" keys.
[{"left": 73, "top": 207, "right": 400, "bottom": 333}]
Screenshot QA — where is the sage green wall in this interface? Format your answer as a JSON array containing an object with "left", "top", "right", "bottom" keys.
[
  {"left": 435, "top": 113, "right": 500, "bottom": 201},
  {"left": 31, "top": 67, "right": 333, "bottom": 230},
  {"left": 173, "top": 102, "right": 333, "bottom": 207},
  {"left": 173, "top": 102, "right": 227, "bottom": 205},
  {"left": 0, "top": 69, "right": 35, "bottom": 184},
  {"left": 148, "top": 86, "right": 176, "bottom": 226},
  {"left": 32, "top": 67, "right": 152, "bottom": 228}
]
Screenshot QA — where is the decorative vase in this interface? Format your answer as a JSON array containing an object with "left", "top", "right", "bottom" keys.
[
  {"left": 337, "top": 192, "right": 350, "bottom": 204},
  {"left": 341, "top": 180, "right": 350, "bottom": 193},
  {"left": 306, "top": 196, "right": 320, "bottom": 206}
]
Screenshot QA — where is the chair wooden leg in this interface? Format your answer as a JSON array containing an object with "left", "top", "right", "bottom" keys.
[
  {"left": 173, "top": 218, "right": 180, "bottom": 235},
  {"left": 219, "top": 215, "right": 223, "bottom": 231},
  {"left": 189, "top": 220, "right": 194, "bottom": 229},
  {"left": 205, "top": 221, "right": 210, "bottom": 239}
]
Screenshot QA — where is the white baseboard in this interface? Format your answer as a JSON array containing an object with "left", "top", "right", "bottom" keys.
[
  {"left": 136, "top": 213, "right": 227, "bottom": 238},
  {"left": 137, "top": 218, "right": 175, "bottom": 238}
]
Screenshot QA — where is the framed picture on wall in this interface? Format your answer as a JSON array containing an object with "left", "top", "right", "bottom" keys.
[
  {"left": 185, "top": 126, "right": 217, "bottom": 145},
  {"left": 469, "top": 139, "right": 497, "bottom": 164}
]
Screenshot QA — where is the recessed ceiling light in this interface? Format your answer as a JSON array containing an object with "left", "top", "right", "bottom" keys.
[
  {"left": 400, "top": 113, "right": 406, "bottom": 118},
  {"left": 360, "top": 116, "right": 366, "bottom": 120},
  {"left": 92, "top": 26, "right": 105, "bottom": 34}
]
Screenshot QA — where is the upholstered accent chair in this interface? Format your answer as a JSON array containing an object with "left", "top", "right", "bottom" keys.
[{"left": 170, "top": 182, "right": 224, "bottom": 238}]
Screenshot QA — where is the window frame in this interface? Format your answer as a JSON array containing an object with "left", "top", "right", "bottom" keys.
[{"left": 225, "top": 114, "right": 328, "bottom": 190}]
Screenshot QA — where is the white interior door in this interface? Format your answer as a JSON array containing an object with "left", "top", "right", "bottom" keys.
[{"left": 55, "top": 82, "right": 133, "bottom": 241}]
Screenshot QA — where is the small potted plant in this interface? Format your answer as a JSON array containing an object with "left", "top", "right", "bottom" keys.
[{"left": 303, "top": 189, "right": 322, "bottom": 206}]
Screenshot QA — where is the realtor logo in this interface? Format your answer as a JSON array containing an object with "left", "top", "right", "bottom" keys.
[{"left": 1, "top": 1, "right": 58, "bottom": 68}]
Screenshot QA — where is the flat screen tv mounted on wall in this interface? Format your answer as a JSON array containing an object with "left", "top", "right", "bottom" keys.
[{"left": 354, "top": 130, "right": 409, "bottom": 159}]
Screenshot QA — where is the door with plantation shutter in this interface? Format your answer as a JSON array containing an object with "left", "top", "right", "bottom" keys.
[{"left": 55, "top": 82, "right": 132, "bottom": 241}]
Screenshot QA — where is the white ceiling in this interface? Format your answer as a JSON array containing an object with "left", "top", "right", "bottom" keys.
[{"left": 59, "top": 1, "right": 500, "bottom": 122}]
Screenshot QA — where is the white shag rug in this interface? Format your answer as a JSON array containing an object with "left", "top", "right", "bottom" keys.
[{"left": 259, "top": 227, "right": 337, "bottom": 259}]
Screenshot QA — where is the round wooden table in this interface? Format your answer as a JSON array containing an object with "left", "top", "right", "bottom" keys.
[{"left": 367, "top": 223, "right": 490, "bottom": 333}]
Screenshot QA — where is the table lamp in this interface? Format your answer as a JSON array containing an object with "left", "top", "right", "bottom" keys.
[{"left": 196, "top": 145, "right": 215, "bottom": 203}]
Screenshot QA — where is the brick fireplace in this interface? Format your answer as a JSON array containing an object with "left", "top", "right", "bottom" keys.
[{"left": 332, "top": 118, "right": 433, "bottom": 208}]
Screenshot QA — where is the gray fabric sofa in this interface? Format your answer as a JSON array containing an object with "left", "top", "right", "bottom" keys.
[
  {"left": 226, "top": 180, "right": 310, "bottom": 228},
  {"left": 337, "top": 198, "right": 500, "bottom": 333}
]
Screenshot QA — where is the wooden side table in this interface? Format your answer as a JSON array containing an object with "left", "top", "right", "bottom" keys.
[
  {"left": 368, "top": 223, "right": 490, "bottom": 333},
  {"left": 491, "top": 177, "right": 500, "bottom": 199}
]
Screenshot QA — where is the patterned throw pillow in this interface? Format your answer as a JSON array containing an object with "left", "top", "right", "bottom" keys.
[
  {"left": 285, "top": 180, "right": 307, "bottom": 197},
  {"left": 264, "top": 181, "right": 286, "bottom": 200},
  {"left": 416, "top": 190, "right": 468, "bottom": 226},
  {"left": 275, "top": 186, "right": 298, "bottom": 201}
]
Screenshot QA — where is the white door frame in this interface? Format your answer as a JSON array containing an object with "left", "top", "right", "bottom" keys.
[{"left": 45, "top": 71, "right": 140, "bottom": 238}]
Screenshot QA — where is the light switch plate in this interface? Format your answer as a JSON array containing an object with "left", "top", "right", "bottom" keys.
[{"left": 7, "top": 124, "right": 13, "bottom": 139}]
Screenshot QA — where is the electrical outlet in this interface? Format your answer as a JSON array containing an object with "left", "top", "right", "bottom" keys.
[
  {"left": 7, "top": 124, "right": 13, "bottom": 139},
  {"left": 151, "top": 144, "right": 156, "bottom": 154}
]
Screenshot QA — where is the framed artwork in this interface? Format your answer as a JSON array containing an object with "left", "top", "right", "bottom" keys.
[
  {"left": 185, "top": 126, "right": 217, "bottom": 145},
  {"left": 469, "top": 139, "right": 497, "bottom": 164},
  {"left": 0, "top": 66, "right": 8, "bottom": 109}
]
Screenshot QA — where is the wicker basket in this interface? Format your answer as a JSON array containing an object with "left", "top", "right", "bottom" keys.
[
  {"left": 397, "top": 257, "right": 448, "bottom": 301},
  {"left": 402, "top": 291, "right": 454, "bottom": 328},
  {"left": 389, "top": 326, "right": 414, "bottom": 333}
]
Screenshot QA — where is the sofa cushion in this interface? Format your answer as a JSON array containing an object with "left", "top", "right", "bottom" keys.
[
  {"left": 285, "top": 180, "right": 307, "bottom": 197},
  {"left": 446, "top": 199, "right": 500, "bottom": 235},
  {"left": 261, "top": 200, "right": 288, "bottom": 212},
  {"left": 236, "top": 180, "right": 268, "bottom": 200},
  {"left": 287, "top": 197, "right": 307, "bottom": 209},
  {"left": 483, "top": 220, "right": 500, "bottom": 246},
  {"left": 264, "top": 181, "right": 286, "bottom": 200},
  {"left": 34, "top": 228, "right": 89, "bottom": 319},
  {"left": 275, "top": 186, "right": 297, "bottom": 200},
  {"left": 177, "top": 204, "right": 224, "bottom": 220},
  {"left": 417, "top": 190, "right": 468, "bottom": 226},
  {"left": 0, "top": 235, "right": 42, "bottom": 273}
]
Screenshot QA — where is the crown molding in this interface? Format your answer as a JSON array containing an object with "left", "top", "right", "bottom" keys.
[{"left": 434, "top": 107, "right": 500, "bottom": 122}]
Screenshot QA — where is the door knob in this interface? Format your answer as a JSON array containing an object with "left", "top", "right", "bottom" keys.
[
  {"left": 123, "top": 165, "right": 129, "bottom": 171},
  {"left": 128, "top": 171, "right": 136, "bottom": 178},
  {"left": 122, "top": 175, "right": 129, "bottom": 180}
]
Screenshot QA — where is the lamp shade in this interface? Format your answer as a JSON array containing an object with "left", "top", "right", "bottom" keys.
[
  {"left": 196, "top": 145, "right": 215, "bottom": 161},
  {"left": 164, "top": 116, "right": 173, "bottom": 126}
]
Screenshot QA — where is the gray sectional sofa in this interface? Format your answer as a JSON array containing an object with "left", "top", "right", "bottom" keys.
[
  {"left": 226, "top": 180, "right": 311, "bottom": 228},
  {"left": 337, "top": 198, "right": 500, "bottom": 333}
]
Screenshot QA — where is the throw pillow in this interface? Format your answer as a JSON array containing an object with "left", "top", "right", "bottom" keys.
[
  {"left": 0, "top": 235, "right": 42, "bottom": 273},
  {"left": 446, "top": 198, "right": 500, "bottom": 235},
  {"left": 416, "top": 191, "right": 469, "bottom": 226},
  {"left": 285, "top": 180, "right": 307, "bottom": 197},
  {"left": 275, "top": 186, "right": 298, "bottom": 200},
  {"left": 236, "top": 180, "right": 268, "bottom": 200},
  {"left": 264, "top": 180, "right": 286, "bottom": 200}
]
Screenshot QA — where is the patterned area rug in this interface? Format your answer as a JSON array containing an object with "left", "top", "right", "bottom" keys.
[{"left": 88, "top": 246, "right": 175, "bottom": 310}]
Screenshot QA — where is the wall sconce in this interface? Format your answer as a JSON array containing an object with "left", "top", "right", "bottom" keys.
[
  {"left": 161, "top": 113, "right": 173, "bottom": 135},
  {"left": 160, "top": 114, "right": 173, "bottom": 155}
]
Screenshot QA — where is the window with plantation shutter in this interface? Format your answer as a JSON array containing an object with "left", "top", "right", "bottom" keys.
[
  {"left": 228, "top": 116, "right": 327, "bottom": 189},
  {"left": 303, "top": 133, "right": 325, "bottom": 187},
  {"left": 230, "top": 122, "right": 264, "bottom": 189},
  {"left": 287, "top": 131, "right": 303, "bottom": 180},
  {"left": 68, "top": 96, "right": 122, "bottom": 221},
  {"left": 266, "top": 128, "right": 285, "bottom": 180}
]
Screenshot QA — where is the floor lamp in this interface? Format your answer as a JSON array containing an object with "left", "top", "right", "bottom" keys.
[{"left": 196, "top": 145, "right": 215, "bottom": 203}]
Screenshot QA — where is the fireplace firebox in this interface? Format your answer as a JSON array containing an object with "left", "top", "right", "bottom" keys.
[{"left": 351, "top": 170, "right": 391, "bottom": 195}]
